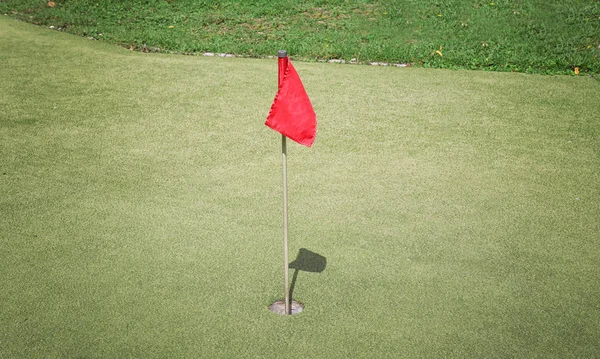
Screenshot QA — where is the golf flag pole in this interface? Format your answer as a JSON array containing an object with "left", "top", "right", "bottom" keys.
[
  {"left": 266, "top": 50, "right": 316, "bottom": 315},
  {"left": 278, "top": 50, "right": 291, "bottom": 315}
]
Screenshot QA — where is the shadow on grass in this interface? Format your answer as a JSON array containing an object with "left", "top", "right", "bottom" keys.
[{"left": 289, "top": 248, "right": 327, "bottom": 300}]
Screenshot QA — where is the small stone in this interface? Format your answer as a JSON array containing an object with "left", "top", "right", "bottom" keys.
[
  {"left": 370, "top": 62, "right": 379, "bottom": 66},
  {"left": 225, "top": 54, "right": 235, "bottom": 58},
  {"left": 49, "top": 25, "right": 55, "bottom": 29},
  {"left": 203, "top": 52, "right": 215, "bottom": 57},
  {"left": 394, "top": 63, "right": 408, "bottom": 67},
  {"left": 328, "top": 59, "right": 345, "bottom": 64}
]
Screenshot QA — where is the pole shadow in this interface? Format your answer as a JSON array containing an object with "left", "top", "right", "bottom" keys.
[{"left": 288, "top": 248, "right": 327, "bottom": 300}]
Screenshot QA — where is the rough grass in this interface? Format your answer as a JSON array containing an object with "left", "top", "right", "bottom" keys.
[
  {"left": 1, "top": 0, "right": 599, "bottom": 74},
  {"left": 1, "top": 16, "right": 600, "bottom": 358}
]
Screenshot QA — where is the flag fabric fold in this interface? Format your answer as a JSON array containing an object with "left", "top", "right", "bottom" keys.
[{"left": 265, "top": 58, "right": 317, "bottom": 147}]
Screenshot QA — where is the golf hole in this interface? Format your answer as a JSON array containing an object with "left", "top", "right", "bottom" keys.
[{"left": 269, "top": 300, "right": 304, "bottom": 315}]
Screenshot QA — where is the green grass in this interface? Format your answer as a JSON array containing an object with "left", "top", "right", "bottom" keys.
[
  {"left": 1, "top": 0, "right": 599, "bottom": 74},
  {"left": 2, "top": 15, "right": 600, "bottom": 357}
]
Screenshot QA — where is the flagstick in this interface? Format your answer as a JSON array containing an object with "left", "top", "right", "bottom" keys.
[
  {"left": 277, "top": 49, "right": 291, "bottom": 315},
  {"left": 282, "top": 134, "right": 290, "bottom": 315}
]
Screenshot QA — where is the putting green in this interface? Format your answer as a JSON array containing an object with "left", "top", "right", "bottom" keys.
[{"left": 1, "top": 16, "right": 599, "bottom": 358}]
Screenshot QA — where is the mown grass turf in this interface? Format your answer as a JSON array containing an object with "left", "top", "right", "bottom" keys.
[
  {"left": 1, "top": 0, "right": 599, "bottom": 74},
  {"left": 1, "top": 15, "right": 600, "bottom": 358}
]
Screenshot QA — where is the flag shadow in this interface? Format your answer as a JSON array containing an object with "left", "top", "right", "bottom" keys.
[{"left": 288, "top": 248, "right": 327, "bottom": 300}]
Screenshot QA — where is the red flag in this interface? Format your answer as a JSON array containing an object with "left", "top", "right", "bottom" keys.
[{"left": 265, "top": 57, "right": 317, "bottom": 147}]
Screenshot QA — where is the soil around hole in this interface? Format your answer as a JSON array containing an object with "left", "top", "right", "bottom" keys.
[{"left": 269, "top": 300, "right": 304, "bottom": 315}]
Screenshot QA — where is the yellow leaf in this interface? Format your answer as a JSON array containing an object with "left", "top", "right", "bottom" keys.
[
  {"left": 435, "top": 50, "right": 443, "bottom": 57},
  {"left": 574, "top": 67, "right": 580, "bottom": 75},
  {"left": 168, "top": 25, "right": 175, "bottom": 29}
]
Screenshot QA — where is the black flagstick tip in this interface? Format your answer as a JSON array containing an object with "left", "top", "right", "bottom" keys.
[{"left": 278, "top": 50, "right": 287, "bottom": 58}]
